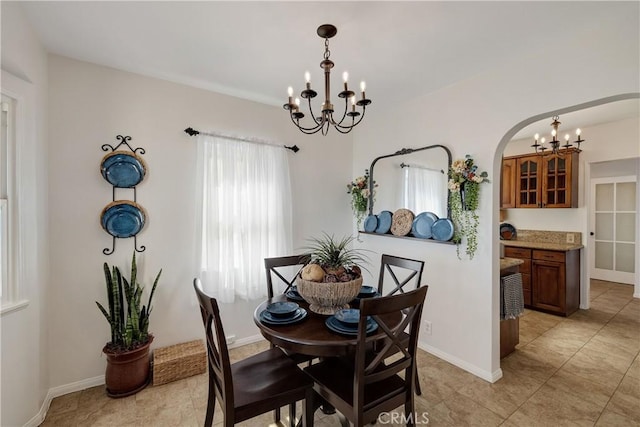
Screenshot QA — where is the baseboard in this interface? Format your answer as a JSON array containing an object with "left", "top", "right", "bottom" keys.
[
  {"left": 23, "top": 375, "right": 104, "bottom": 427},
  {"left": 23, "top": 336, "right": 265, "bottom": 427},
  {"left": 228, "top": 333, "right": 264, "bottom": 349},
  {"left": 417, "top": 341, "right": 503, "bottom": 383}
]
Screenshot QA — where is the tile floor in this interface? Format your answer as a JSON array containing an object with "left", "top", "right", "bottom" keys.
[{"left": 41, "top": 280, "right": 639, "bottom": 426}]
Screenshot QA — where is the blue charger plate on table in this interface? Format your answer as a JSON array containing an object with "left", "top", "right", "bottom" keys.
[
  {"left": 325, "top": 316, "right": 378, "bottom": 335},
  {"left": 265, "top": 301, "right": 299, "bottom": 318},
  {"left": 285, "top": 286, "right": 305, "bottom": 302},
  {"left": 260, "top": 308, "right": 308, "bottom": 325},
  {"left": 375, "top": 211, "right": 393, "bottom": 234},
  {"left": 431, "top": 218, "right": 454, "bottom": 241}
]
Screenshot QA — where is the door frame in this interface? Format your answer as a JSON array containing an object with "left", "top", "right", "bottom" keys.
[{"left": 589, "top": 175, "right": 638, "bottom": 285}]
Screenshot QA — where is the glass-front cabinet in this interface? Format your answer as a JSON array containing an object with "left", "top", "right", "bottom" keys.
[
  {"left": 503, "top": 149, "right": 579, "bottom": 209},
  {"left": 516, "top": 155, "right": 540, "bottom": 208}
]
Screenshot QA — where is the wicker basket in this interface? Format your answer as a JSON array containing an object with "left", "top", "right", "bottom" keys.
[
  {"left": 296, "top": 276, "right": 363, "bottom": 315},
  {"left": 153, "top": 340, "right": 206, "bottom": 386}
]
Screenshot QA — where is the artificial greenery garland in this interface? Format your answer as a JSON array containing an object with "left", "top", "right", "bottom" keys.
[{"left": 448, "top": 155, "right": 489, "bottom": 260}]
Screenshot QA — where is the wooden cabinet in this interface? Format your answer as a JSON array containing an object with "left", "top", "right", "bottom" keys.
[
  {"left": 501, "top": 149, "right": 579, "bottom": 209},
  {"left": 503, "top": 246, "right": 580, "bottom": 316},
  {"left": 500, "top": 158, "right": 516, "bottom": 208},
  {"left": 503, "top": 247, "right": 532, "bottom": 306}
]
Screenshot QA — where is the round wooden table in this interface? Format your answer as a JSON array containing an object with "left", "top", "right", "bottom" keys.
[{"left": 253, "top": 294, "right": 402, "bottom": 358}]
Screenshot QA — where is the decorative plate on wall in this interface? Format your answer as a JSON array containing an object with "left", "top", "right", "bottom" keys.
[
  {"left": 364, "top": 214, "right": 378, "bottom": 232},
  {"left": 100, "top": 150, "right": 147, "bottom": 188},
  {"left": 375, "top": 211, "right": 393, "bottom": 234},
  {"left": 411, "top": 212, "right": 437, "bottom": 239},
  {"left": 431, "top": 218, "right": 454, "bottom": 241},
  {"left": 100, "top": 200, "right": 147, "bottom": 238}
]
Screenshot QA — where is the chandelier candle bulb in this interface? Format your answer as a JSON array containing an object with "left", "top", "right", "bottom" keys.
[
  {"left": 287, "top": 86, "right": 293, "bottom": 105},
  {"left": 305, "top": 71, "right": 311, "bottom": 89}
]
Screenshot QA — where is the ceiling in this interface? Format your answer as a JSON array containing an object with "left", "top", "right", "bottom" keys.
[{"left": 14, "top": 1, "right": 640, "bottom": 129}]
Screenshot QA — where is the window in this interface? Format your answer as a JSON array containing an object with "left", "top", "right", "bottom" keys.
[
  {"left": 401, "top": 166, "right": 447, "bottom": 218},
  {"left": 195, "top": 133, "right": 293, "bottom": 303}
]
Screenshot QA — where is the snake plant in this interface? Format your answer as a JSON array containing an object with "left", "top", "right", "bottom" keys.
[{"left": 96, "top": 252, "right": 162, "bottom": 352}]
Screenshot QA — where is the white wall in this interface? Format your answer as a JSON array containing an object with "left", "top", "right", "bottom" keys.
[
  {"left": 46, "top": 55, "right": 353, "bottom": 390},
  {"left": 353, "top": 17, "right": 639, "bottom": 381},
  {"left": 0, "top": 3, "right": 50, "bottom": 426}
]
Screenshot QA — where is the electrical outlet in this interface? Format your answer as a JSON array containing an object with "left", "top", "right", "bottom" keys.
[
  {"left": 423, "top": 320, "right": 432, "bottom": 335},
  {"left": 226, "top": 335, "right": 236, "bottom": 345},
  {"left": 566, "top": 233, "right": 575, "bottom": 244}
]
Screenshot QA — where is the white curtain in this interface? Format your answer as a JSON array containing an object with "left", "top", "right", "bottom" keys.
[
  {"left": 195, "top": 134, "right": 293, "bottom": 302},
  {"left": 401, "top": 166, "right": 447, "bottom": 218}
]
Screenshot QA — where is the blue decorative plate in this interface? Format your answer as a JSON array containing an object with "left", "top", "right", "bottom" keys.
[
  {"left": 285, "top": 288, "right": 305, "bottom": 302},
  {"left": 412, "top": 212, "right": 437, "bottom": 239},
  {"left": 424, "top": 212, "right": 439, "bottom": 223},
  {"left": 100, "top": 151, "right": 147, "bottom": 188},
  {"left": 357, "top": 285, "right": 378, "bottom": 298},
  {"left": 431, "top": 218, "right": 455, "bottom": 241},
  {"left": 100, "top": 201, "right": 146, "bottom": 238},
  {"left": 266, "top": 301, "right": 299, "bottom": 318},
  {"left": 375, "top": 211, "right": 393, "bottom": 234},
  {"left": 325, "top": 316, "right": 378, "bottom": 336},
  {"left": 334, "top": 308, "right": 360, "bottom": 325},
  {"left": 260, "top": 308, "right": 307, "bottom": 325},
  {"left": 364, "top": 215, "right": 378, "bottom": 232}
]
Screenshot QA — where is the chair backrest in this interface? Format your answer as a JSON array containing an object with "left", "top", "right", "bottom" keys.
[
  {"left": 264, "top": 254, "right": 310, "bottom": 298},
  {"left": 193, "top": 279, "right": 234, "bottom": 417},
  {"left": 377, "top": 254, "right": 425, "bottom": 296},
  {"left": 355, "top": 286, "right": 428, "bottom": 417}
]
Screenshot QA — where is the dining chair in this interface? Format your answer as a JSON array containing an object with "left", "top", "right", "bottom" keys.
[
  {"left": 264, "top": 254, "right": 315, "bottom": 424},
  {"left": 304, "top": 286, "right": 428, "bottom": 427},
  {"left": 377, "top": 254, "right": 425, "bottom": 297},
  {"left": 193, "top": 279, "right": 314, "bottom": 427},
  {"left": 264, "top": 254, "right": 310, "bottom": 298},
  {"left": 376, "top": 254, "right": 425, "bottom": 395}
]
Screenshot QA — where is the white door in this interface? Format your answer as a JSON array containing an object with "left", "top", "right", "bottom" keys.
[{"left": 590, "top": 176, "right": 637, "bottom": 284}]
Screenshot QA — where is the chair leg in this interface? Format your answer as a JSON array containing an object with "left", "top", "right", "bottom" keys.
[
  {"left": 274, "top": 407, "right": 282, "bottom": 423},
  {"left": 405, "top": 393, "right": 415, "bottom": 427},
  {"left": 415, "top": 375, "right": 422, "bottom": 396},
  {"left": 289, "top": 403, "right": 297, "bottom": 427},
  {"left": 304, "top": 389, "right": 315, "bottom": 427}
]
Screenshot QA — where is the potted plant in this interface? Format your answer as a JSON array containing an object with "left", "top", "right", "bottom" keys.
[
  {"left": 96, "top": 252, "right": 162, "bottom": 397},
  {"left": 347, "top": 169, "right": 377, "bottom": 230},
  {"left": 448, "top": 154, "right": 490, "bottom": 260},
  {"left": 296, "top": 233, "right": 369, "bottom": 314}
]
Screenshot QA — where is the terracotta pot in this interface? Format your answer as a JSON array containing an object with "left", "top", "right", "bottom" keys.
[
  {"left": 296, "top": 276, "right": 363, "bottom": 315},
  {"left": 103, "top": 336, "right": 153, "bottom": 398}
]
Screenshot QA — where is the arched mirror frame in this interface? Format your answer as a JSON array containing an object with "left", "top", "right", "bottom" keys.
[{"left": 368, "top": 144, "right": 453, "bottom": 218}]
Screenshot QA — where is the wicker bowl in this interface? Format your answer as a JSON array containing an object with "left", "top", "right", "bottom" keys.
[{"left": 296, "top": 276, "right": 363, "bottom": 315}]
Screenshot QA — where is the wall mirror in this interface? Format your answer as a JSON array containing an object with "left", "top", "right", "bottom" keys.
[{"left": 368, "top": 145, "right": 452, "bottom": 219}]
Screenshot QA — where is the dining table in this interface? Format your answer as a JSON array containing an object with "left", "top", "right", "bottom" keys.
[{"left": 252, "top": 293, "right": 403, "bottom": 358}]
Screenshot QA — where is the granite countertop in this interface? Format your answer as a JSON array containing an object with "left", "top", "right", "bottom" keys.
[
  {"left": 500, "top": 240, "right": 583, "bottom": 251},
  {"left": 500, "top": 257, "right": 524, "bottom": 270},
  {"left": 499, "top": 229, "right": 584, "bottom": 251}
]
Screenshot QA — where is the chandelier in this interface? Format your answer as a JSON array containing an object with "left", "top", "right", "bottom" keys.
[
  {"left": 531, "top": 116, "right": 585, "bottom": 155},
  {"left": 283, "top": 24, "right": 371, "bottom": 135}
]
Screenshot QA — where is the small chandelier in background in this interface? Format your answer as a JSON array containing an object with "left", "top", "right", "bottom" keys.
[
  {"left": 283, "top": 24, "right": 371, "bottom": 135},
  {"left": 531, "top": 116, "right": 585, "bottom": 155}
]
